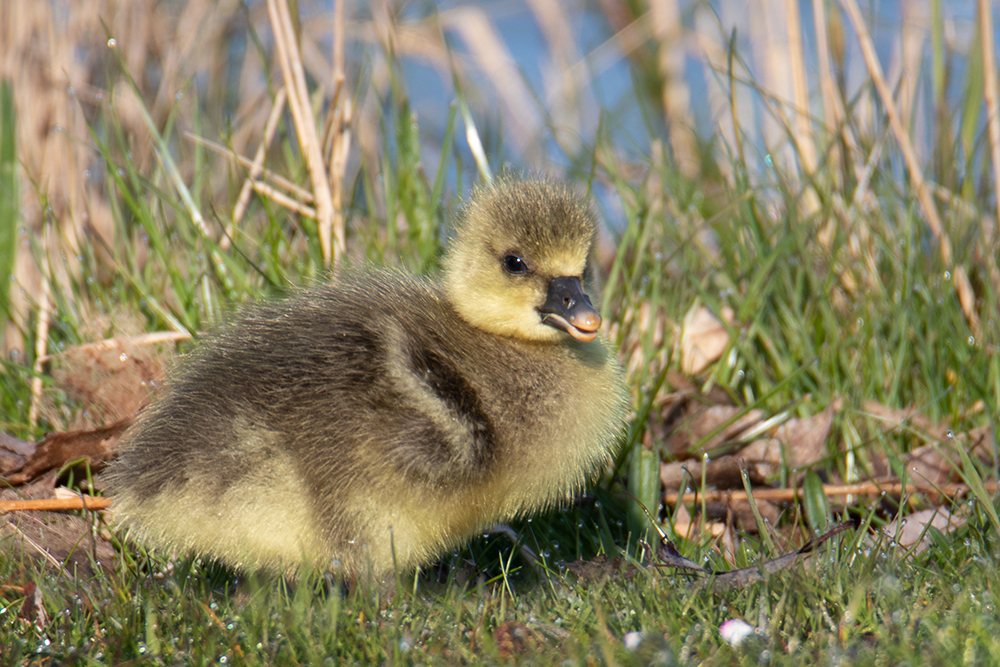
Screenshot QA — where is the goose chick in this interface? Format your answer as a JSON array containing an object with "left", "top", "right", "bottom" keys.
[{"left": 107, "top": 177, "right": 629, "bottom": 580}]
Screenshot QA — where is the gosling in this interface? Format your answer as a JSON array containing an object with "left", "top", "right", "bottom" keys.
[{"left": 107, "top": 177, "right": 629, "bottom": 580}]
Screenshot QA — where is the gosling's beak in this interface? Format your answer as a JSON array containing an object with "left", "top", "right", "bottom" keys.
[{"left": 539, "top": 276, "right": 602, "bottom": 342}]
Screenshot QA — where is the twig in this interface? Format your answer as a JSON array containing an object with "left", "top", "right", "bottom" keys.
[
  {"left": 664, "top": 480, "right": 1000, "bottom": 505},
  {"left": 0, "top": 497, "right": 112, "bottom": 514},
  {"left": 628, "top": 491, "right": 853, "bottom": 593}
]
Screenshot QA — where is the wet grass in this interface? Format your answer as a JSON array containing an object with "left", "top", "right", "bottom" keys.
[
  {"left": 3, "top": 511, "right": 1000, "bottom": 665},
  {"left": 2, "top": 1, "right": 1000, "bottom": 664}
]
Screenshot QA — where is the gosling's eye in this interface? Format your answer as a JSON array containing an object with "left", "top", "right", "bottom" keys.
[{"left": 503, "top": 255, "right": 529, "bottom": 274}]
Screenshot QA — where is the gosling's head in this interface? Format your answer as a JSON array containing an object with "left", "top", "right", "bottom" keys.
[{"left": 444, "top": 178, "right": 602, "bottom": 343}]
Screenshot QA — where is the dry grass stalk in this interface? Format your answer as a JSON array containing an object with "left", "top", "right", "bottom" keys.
[
  {"left": 978, "top": 0, "right": 1000, "bottom": 294},
  {"left": 838, "top": 0, "right": 980, "bottom": 335},
  {"left": 810, "top": 0, "right": 842, "bottom": 183},
  {"left": 0, "top": 2, "right": 99, "bottom": 355},
  {"left": 28, "top": 227, "right": 53, "bottom": 428},
  {"left": 983, "top": 0, "right": 1000, "bottom": 238},
  {"left": 230, "top": 86, "right": 289, "bottom": 235},
  {"left": 750, "top": 1, "right": 792, "bottom": 168},
  {"left": 783, "top": 0, "right": 820, "bottom": 217},
  {"left": 692, "top": 6, "right": 735, "bottom": 186},
  {"left": 267, "top": 0, "right": 338, "bottom": 265},
  {"left": 650, "top": 0, "right": 698, "bottom": 179},
  {"left": 252, "top": 181, "right": 319, "bottom": 220},
  {"left": 526, "top": 0, "right": 590, "bottom": 155},
  {"left": 189, "top": 132, "right": 317, "bottom": 205},
  {"left": 327, "top": 0, "right": 349, "bottom": 261},
  {"left": 445, "top": 7, "right": 541, "bottom": 158},
  {"left": 897, "top": 2, "right": 923, "bottom": 132},
  {"left": 837, "top": 0, "right": 949, "bottom": 263}
]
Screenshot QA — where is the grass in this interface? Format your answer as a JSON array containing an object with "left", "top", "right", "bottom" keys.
[{"left": 2, "top": 0, "right": 1000, "bottom": 664}]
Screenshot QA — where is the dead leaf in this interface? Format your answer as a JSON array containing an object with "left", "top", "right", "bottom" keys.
[
  {"left": 721, "top": 518, "right": 740, "bottom": 567},
  {"left": 738, "top": 438, "right": 784, "bottom": 477},
  {"left": 0, "top": 432, "right": 34, "bottom": 476},
  {"left": 863, "top": 400, "right": 949, "bottom": 440},
  {"left": 775, "top": 400, "right": 839, "bottom": 467},
  {"left": 660, "top": 455, "right": 768, "bottom": 491},
  {"left": 883, "top": 507, "right": 966, "bottom": 554},
  {"left": 903, "top": 444, "right": 955, "bottom": 487},
  {"left": 679, "top": 304, "right": 735, "bottom": 375},
  {"left": 2, "top": 418, "right": 131, "bottom": 486},
  {"left": 494, "top": 621, "right": 538, "bottom": 660},
  {"left": 663, "top": 405, "right": 765, "bottom": 456},
  {"left": 18, "top": 581, "right": 47, "bottom": 631},
  {"left": 738, "top": 401, "right": 841, "bottom": 475},
  {"left": 44, "top": 334, "right": 179, "bottom": 426},
  {"left": 563, "top": 554, "right": 638, "bottom": 582}
]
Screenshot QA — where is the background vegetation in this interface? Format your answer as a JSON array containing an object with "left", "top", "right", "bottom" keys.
[{"left": 1, "top": 0, "right": 999, "bottom": 664}]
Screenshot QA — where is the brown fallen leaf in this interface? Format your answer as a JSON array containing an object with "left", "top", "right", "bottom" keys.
[
  {"left": 720, "top": 517, "right": 741, "bottom": 567},
  {"left": 660, "top": 455, "right": 769, "bottom": 491},
  {"left": 494, "top": 621, "right": 539, "bottom": 661},
  {"left": 663, "top": 405, "right": 766, "bottom": 457},
  {"left": 863, "top": 400, "right": 950, "bottom": 440},
  {"left": 882, "top": 507, "right": 966, "bottom": 554},
  {"left": 0, "top": 431, "right": 34, "bottom": 476},
  {"left": 679, "top": 304, "right": 735, "bottom": 375},
  {"left": 18, "top": 581, "right": 48, "bottom": 631},
  {"left": 563, "top": 554, "right": 640, "bottom": 583},
  {"left": 774, "top": 400, "right": 840, "bottom": 468},
  {"left": 901, "top": 427, "right": 995, "bottom": 487},
  {"left": 42, "top": 333, "right": 180, "bottom": 428},
  {"left": 738, "top": 400, "right": 841, "bottom": 476},
  {"left": 1, "top": 418, "right": 131, "bottom": 486}
]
